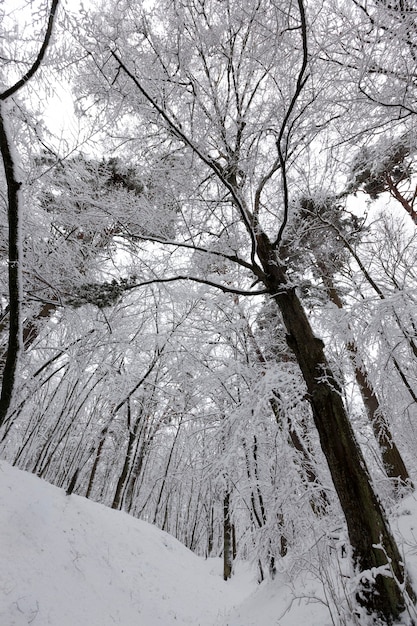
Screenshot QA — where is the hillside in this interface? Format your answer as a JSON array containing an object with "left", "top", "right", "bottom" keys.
[{"left": 1, "top": 460, "right": 417, "bottom": 625}]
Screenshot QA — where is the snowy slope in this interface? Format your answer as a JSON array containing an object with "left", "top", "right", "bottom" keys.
[
  {"left": 0, "top": 460, "right": 253, "bottom": 626},
  {"left": 1, "top": 459, "right": 417, "bottom": 625}
]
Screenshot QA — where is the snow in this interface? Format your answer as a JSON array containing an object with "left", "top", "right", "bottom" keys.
[
  {"left": 1, "top": 459, "right": 417, "bottom": 625},
  {"left": 0, "top": 460, "right": 253, "bottom": 626}
]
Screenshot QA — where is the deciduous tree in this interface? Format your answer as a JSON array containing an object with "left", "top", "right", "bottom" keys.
[{"left": 75, "top": 0, "right": 416, "bottom": 619}]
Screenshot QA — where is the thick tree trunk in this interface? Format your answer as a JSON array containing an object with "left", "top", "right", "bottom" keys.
[
  {"left": 0, "top": 0, "right": 59, "bottom": 428},
  {"left": 256, "top": 230, "right": 414, "bottom": 622},
  {"left": 0, "top": 106, "right": 22, "bottom": 427}
]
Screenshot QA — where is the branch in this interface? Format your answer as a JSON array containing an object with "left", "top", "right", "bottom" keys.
[
  {"left": 357, "top": 83, "right": 417, "bottom": 116},
  {"left": 125, "top": 275, "right": 268, "bottom": 297},
  {"left": 118, "top": 227, "right": 264, "bottom": 278},
  {"left": 254, "top": 155, "right": 281, "bottom": 219},
  {"left": 273, "top": 0, "right": 309, "bottom": 248},
  {"left": 318, "top": 213, "right": 417, "bottom": 361},
  {"left": 0, "top": 0, "right": 60, "bottom": 100},
  {"left": 109, "top": 49, "right": 262, "bottom": 276},
  {"left": 112, "top": 348, "right": 164, "bottom": 415}
]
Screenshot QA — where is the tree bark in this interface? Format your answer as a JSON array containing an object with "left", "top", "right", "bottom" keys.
[
  {"left": 223, "top": 490, "right": 233, "bottom": 581},
  {"left": 112, "top": 401, "right": 136, "bottom": 510},
  {"left": 85, "top": 433, "right": 106, "bottom": 499},
  {"left": 0, "top": 106, "right": 22, "bottom": 427},
  {"left": 0, "top": 0, "right": 60, "bottom": 427},
  {"left": 256, "top": 229, "right": 414, "bottom": 622}
]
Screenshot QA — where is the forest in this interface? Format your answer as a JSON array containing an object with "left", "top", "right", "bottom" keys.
[{"left": 1, "top": 0, "right": 417, "bottom": 623}]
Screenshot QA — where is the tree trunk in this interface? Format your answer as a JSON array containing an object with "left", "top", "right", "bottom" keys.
[
  {"left": 0, "top": 0, "right": 60, "bottom": 428},
  {"left": 245, "top": 319, "right": 329, "bottom": 511},
  {"left": 112, "top": 401, "right": 136, "bottom": 510},
  {"left": 319, "top": 264, "right": 412, "bottom": 492},
  {"left": 206, "top": 504, "right": 214, "bottom": 558},
  {"left": 352, "top": 350, "right": 411, "bottom": 490},
  {"left": 122, "top": 437, "right": 148, "bottom": 513},
  {"left": 269, "top": 392, "right": 329, "bottom": 513},
  {"left": 0, "top": 105, "right": 22, "bottom": 427},
  {"left": 256, "top": 230, "right": 414, "bottom": 622},
  {"left": 112, "top": 429, "right": 136, "bottom": 510},
  {"left": 223, "top": 490, "right": 233, "bottom": 581},
  {"left": 152, "top": 420, "right": 182, "bottom": 526},
  {"left": 85, "top": 433, "right": 107, "bottom": 499}
]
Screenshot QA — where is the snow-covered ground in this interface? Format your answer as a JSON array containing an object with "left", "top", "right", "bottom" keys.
[{"left": 1, "top": 459, "right": 417, "bottom": 625}]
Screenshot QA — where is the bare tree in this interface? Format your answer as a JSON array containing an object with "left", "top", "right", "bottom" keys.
[
  {"left": 0, "top": 0, "right": 59, "bottom": 426},
  {"left": 75, "top": 0, "right": 416, "bottom": 619}
]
